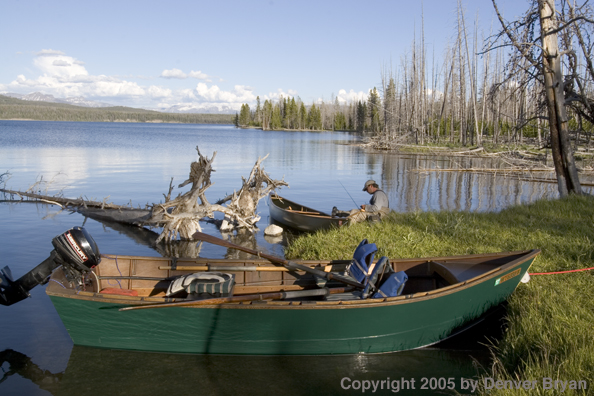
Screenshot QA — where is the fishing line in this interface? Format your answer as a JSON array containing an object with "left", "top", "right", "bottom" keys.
[{"left": 338, "top": 179, "right": 359, "bottom": 207}]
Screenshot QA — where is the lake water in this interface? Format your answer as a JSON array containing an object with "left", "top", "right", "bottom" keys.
[{"left": 0, "top": 121, "right": 581, "bottom": 395}]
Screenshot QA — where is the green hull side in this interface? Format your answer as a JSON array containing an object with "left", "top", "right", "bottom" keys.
[{"left": 49, "top": 259, "right": 534, "bottom": 355}]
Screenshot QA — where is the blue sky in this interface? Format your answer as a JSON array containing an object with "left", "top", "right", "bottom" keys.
[{"left": 0, "top": 0, "right": 529, "bottom": 112}]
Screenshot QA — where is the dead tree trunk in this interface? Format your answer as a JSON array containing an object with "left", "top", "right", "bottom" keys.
[
  {"left": 539, "top": 0, "right": 582, "bottom": 196},
  {"left": 491, "top": 0, "right": 583, "bottom": 196}
]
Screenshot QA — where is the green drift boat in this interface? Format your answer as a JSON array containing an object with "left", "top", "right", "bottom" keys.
[{"left": 44, "top": 246, "right": 540, "bottom": 355}]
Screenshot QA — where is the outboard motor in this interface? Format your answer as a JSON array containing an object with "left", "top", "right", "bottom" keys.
[{"left": 0, "top": 227, "right": 100, "bottom": 306}]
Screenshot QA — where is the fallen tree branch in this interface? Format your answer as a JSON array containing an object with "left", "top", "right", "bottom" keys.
[{"left": 0, "top": 188, "right": 137, "bottom": 210}]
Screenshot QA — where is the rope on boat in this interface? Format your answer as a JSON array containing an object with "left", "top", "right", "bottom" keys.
[
  {"left": 529, "top": 266, "right": 594, "bottom": 275},
  {"left": 49, "top": 279, "right": 66, "bottom": 288},
  {"left": 98, "top": 254, "right": 123, "bottom": 288}
]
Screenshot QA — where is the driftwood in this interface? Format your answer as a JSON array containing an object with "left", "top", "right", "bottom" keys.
[
  {"left": 1, "top": 147, "right": 289, "bottom": 243},
  {"left": 146, "top": 148, "right": 288, "bottom": 242}
]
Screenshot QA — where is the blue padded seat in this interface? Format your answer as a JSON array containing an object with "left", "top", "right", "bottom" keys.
[
  {"left": 372, "top": 271, "right": 408, "bottom": 299},
  {"left": 362, "top": 256, "right": 408, "bottom": 299},
  {"left": 345, "top": 239, "right": 377, "bottom": 283},
  {"left": 362, "top": 256, "right": 389, "bottom": 298}
]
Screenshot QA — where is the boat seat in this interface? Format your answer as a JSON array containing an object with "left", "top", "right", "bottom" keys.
[
  {"left": 428, "top": 261, "right": 459, "bottom": 286},
  {"left": 345, "top": 239, "right": 377, "bottom": 283},
  {"left": 166, "top": 272, "right": 235, "bottom": 298},
  {"left": 325, "top": 257, "right": 408, "bottom": 301},
  {"left": 372, "top": 271, "right": 408, "bottom": 298},
  {"left": 363, "top": 256, "right": 408, "bottom": 299},
  {"left": 362, "top": 256, "right": 389, "bottom": 298}
]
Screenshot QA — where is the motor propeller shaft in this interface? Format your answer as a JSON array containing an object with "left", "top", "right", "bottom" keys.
[{"left": 0, "top": 227, "right": 100, "bottom": 306}]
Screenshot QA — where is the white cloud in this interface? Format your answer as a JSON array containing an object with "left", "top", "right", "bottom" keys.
[
  {"left": 33, "top": 52, "right": 88, "bottom": 80},
  {"left": 93, "top": 80, "right": 145, "bottom": 97},
  {"left": 2, "top": 50, "right": 265, "bottom": 111},
  {"left": 158, "top": 101, "right": 242, "bottom": 112},
  {"left": 263, "top": 88, "right": 298, "bottom": 102},
  {"left": 52, "top": 60, "right": 71, "bottom": 67},
  {"left": 160, "top": 68, "right": 187, "bottom": 79},
  {"left": 4, "top": 50, "right": 148, "bottom": 100},
  {"left": 194, "top": 83, "right": 256, "bottom": 103},
  {"left": 426, "top": 89, "right": 444, "bottom": 100},
  {"left": 336, "top": 89, "right": 368, "bottom": 103},
  {"left": 188, "top": 70, "right": 210, "bottom": 81},
  {"left": 161, "top": 68, "right": 211, "bottom": 82},
  {"left": 147, "top": 85, "right": 172, "bottom": 98}
]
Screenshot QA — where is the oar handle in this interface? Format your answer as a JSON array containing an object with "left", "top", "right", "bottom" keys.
[{"left": 284, "top": 260, "right": 364, "bottom": 289}]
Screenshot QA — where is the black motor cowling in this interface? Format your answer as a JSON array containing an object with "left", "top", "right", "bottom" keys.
[
  {"left": 0, "top": 226, "right": 100, "bottom": 306},
  {"left": 51, "top": 227, "right": 101, "bottom": 272}
]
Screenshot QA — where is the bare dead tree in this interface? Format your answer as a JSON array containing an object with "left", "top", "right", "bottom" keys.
[
  {"left": 488, "top": 0, "right": 585, "bottom": 196},
  {"left": 459, "top": 0, "right": 481, "bottom": 146},
  {"left": 562, "top": 1, "right": 594, "bottom": 126}
]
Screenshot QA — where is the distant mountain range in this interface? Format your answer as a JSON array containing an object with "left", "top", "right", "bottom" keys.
[
  {"left": 0, "top": 93, "right": 234, "bottom": 124},
  {"left": 159, "top": 103, "right": 237, "bottom": 115},
  {"left": 1, "top": 92, "right": 113, "bottom": 108},
  {"left": 0, "top": 92, "right": 237, "bottom": 114}
]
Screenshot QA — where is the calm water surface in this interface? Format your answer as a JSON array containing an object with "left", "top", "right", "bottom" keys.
[{"left": 0, "top": 121, "right": 578, "bottom": 395}]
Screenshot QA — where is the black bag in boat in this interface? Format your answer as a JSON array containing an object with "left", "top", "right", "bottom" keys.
[{"left": 166, "top": 272, "right": 235, "bottom": 298}]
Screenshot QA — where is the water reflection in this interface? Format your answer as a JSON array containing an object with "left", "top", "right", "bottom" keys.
[
  {"left": 375, "top": 153, "right": 591, "bottom": 213},
  {"left": 1, "top": 346, "right": 489, "bottom": 396},
  {"left": 0, "top": 349, "right": 62, "bottom": 395},
  {"left": 80, "top": 216, "right": 207, "bottom": 258}
]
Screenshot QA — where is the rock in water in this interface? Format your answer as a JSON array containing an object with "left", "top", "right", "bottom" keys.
[{"left": 264, "top": 224, "right": 283, "bottom": 236}]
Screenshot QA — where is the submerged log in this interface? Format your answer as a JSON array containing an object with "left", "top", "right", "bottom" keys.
[{"left": 0, "top": 189, "right": 144, "bottom": 211}]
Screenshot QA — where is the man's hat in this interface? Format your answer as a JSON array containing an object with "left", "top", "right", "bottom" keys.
[{"left": 363, "top": 180, "right": 376, "bottom": 191}]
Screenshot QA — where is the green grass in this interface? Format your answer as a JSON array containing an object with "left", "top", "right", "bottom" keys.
[{"left": 285, "top": 194, "right": 594, "bottom": 395}]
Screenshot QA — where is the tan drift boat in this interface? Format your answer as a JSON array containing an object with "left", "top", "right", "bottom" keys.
[
  {"left": 1, "top": 227, "right": 539, "bottom": 355},
  {"left": 39, "top": 229, "right": 540, "bottom": 355},
  {"left": 268, "top": 194, "right": 345, "bottom": 232}
]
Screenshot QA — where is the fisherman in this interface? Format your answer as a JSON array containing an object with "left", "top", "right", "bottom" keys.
[
  {"left": 332, "top": 180, "right": 390, "bottom": 222},
  {"left": 361, "top": 180, "right": 389, "bottom": 211}
]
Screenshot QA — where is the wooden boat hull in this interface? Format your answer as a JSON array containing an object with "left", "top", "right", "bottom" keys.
[
  {"left": 46, "top": 250, "right": 539, "bottom": 355},
  {"left": 268, "top": 194, "right": 344, "bottom": 232}
]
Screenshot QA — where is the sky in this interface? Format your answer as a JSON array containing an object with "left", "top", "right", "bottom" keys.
[{"left": 0, "top": 0, "right": 530, "bottom": 113}]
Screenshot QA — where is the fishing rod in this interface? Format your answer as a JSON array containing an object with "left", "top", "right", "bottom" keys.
[{"left": 338, "top": 179, "right": 359, "bottom": 207}]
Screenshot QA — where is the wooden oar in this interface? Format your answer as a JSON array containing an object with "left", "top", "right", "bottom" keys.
[
  {"left": 192, "top": 231, "right": 364, "bottom": 290},
  {"left": 119, "top": 286, "right": 354, "bottom": 311},
  {"left": 157, "top": 265, "right": 292, "bottom": 272}
]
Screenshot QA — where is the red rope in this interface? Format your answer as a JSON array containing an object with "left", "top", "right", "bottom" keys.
[{"left": 529, "top": 267, "right": 594, "bottom": 275}]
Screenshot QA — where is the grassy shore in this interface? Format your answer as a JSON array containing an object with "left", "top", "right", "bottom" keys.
[{"left": 285, "top": 194, "right": 594, "bottom": 395}]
